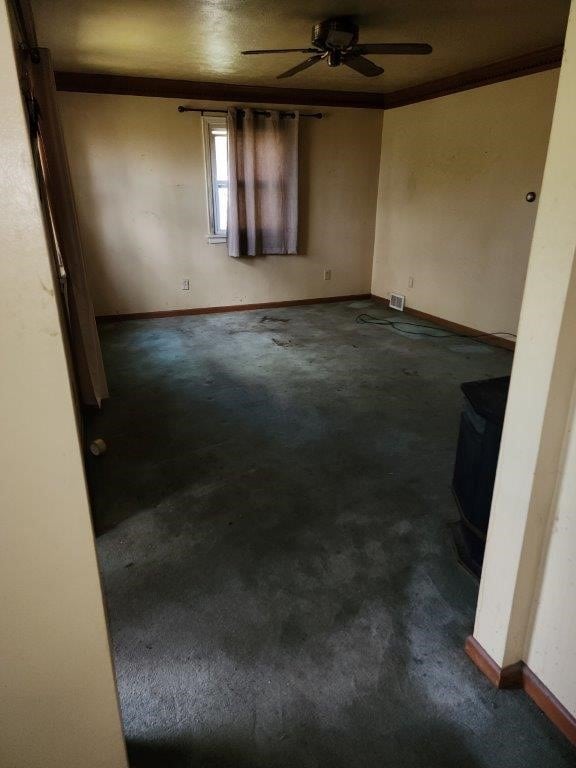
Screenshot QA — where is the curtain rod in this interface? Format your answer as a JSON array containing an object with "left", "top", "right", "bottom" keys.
[{"left": 177, "top": 106, "right": 323, "bottom": 119}]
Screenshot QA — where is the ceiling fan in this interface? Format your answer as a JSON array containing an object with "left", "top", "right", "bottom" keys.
[{"left": 241, "top": 17, "right": 433, "bottom": 79}]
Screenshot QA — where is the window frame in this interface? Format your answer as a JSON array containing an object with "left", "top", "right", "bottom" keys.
[{"left": 202, "top": 115, "right": 228, "bottom": 242}]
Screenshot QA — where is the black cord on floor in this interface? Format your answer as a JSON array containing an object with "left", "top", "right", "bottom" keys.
[{"left": 355, "top": 313, "right": 517, "bottom": 342}]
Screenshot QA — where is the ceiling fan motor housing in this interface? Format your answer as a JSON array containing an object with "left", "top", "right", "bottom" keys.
[{"left": 312, "top": 18, "right": 359, "bottom": 51}]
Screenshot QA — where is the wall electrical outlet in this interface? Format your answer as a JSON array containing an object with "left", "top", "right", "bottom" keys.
[
  {"left": 324, "top": 269, "right": 332, "bottom": 281},
  {"left": 182, "top": 279, "right": 190, "bottom": 290}
]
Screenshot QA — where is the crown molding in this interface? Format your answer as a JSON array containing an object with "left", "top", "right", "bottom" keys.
[
  {"left": 54, "top": 45, "right": 563, "bottom": 111},
  {"left": 53, "top": 71, "right": 387, "bottom": 109},
  {"left": 382, "top": 45, "right": 563, "bottom": 109}
]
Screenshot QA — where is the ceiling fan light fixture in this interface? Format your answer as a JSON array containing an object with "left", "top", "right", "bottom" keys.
[
  {"left": 327, "top": 49, "right": 342, "bottom": 67},
  {"left": 312, "top": 18, "right": 359, "bottom": 51}
]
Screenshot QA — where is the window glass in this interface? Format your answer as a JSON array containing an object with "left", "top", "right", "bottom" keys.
[
  {"left": 217, "top": 186, "right": 228, "bottom": 232},
  {"left": 214, "top": 133, "right": 228, "bottom": 182},
  {"left": 203, "top": 117, "right": 228, "bottom": 237}
]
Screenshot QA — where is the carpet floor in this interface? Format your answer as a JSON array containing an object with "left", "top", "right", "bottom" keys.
[{"left": 86, "top": 300, "right": 575, "bottom": 768}]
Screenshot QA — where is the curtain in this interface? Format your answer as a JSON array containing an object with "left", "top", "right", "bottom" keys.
[
  {"left": 227, "top": 108, "right": 299, "bottom": 257},
  {"left": 29, "top": 48, "right": 108, "bottom": 406}
]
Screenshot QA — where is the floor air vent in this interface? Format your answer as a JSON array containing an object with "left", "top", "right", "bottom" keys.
[{"left": 389, "top": 292, "right": 405, "bottom": 311}]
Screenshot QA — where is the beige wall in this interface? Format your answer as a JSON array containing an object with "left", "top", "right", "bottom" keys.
[
  {"left": 58, "top": 93, "right": 382, "bottom": 316},
  {"left": 371, "top": 69, "right": 559, "bottom": 336},
  {"left": 23, "top": 14, "right": 576, "bottom": 732},
  {"left": 526, "top": 376, "right": 576, "bottom": 715},
  {"left": 474, "top": 4, "right": 576, "bottom": 716},
  {"left": 0, "top": 3, "right": 127, "bottom": 766}
]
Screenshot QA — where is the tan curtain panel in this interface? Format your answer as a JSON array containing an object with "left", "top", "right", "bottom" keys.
[
  {"left": 29, "top": 48, "right": 108, "bottom": 406},
  {"left": 227, "top": 108, "right": 299, "bottom": 257}
]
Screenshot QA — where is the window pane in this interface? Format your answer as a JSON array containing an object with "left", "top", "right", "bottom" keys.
[
  {"left": 217, "top": 186, "right": 228, "bottom": 232},
  {"left": 214, "top": 134, "right": 228, "bottom": 182}
]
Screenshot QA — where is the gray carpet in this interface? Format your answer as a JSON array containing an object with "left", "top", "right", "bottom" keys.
[{"left": 87, "top": 300, "right": 575, "bottom": 768}]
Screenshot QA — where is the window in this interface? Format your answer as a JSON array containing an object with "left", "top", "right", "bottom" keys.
[{"left": 203, "top": 116, "right": 228, "bottom": 241}]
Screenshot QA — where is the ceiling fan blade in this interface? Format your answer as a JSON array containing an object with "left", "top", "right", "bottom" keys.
[
  {"left": 277, "top": 54, "right": 324, "bottom": 79},
  {"left": 354, "top": 43, "right": 433, "bottom": 55},
  {"left": 342, "top": 55, "right": 384, "bottom": 77},
  {"left": 242, "top": 48, "right": 320, "bottom": 55}
]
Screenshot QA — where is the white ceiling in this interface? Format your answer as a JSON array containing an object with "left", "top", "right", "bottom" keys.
[{"left": 31, "top": 0, "right": 570, "bottom": 93}]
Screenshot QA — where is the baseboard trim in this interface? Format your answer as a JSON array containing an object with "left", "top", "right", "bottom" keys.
[
  {"left": 465, "top": 635, "right": 576, "bottom": 746},
  {"left": 370, "top": 294, "right": 516, "bottom": 351},
  {"left": 465, "top": 636, "right": 523, "bottom": 688},
  {"left": 96, "top": 294, "right": 372, "bottom": 321},
  {"left": 523, "top": 666, "right": 576, "bottom": 746}
]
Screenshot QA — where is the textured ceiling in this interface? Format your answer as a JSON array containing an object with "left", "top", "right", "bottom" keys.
[{"left": 31, "top": 0, "right": 570, "bottom": 93}]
